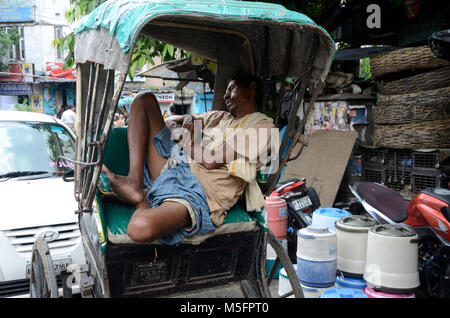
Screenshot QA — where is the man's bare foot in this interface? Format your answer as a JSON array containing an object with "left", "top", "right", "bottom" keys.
[
  {"left": 101, "top": 165, "right": 145, "bottom": 206},
  {"left": 101, "top": 192, "right": 134, "bottom": 206}
]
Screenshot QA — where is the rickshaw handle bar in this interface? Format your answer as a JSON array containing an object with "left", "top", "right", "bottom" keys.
[{"left": 57, "top": 155, "right": 102, "bottom": 168}]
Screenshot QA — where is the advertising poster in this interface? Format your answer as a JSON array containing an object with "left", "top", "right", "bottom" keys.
[
  {"left": 305, "top": 101, "right": 349, "bottom": 134},
  {"left": 0, "top": 0, "right": 33, "bottom": 22},
  {"left": 21, "top": 63, "right": 34, "bottom": 82},
  {"left": 31, "top": 94, "right": 43, "bottom": 113},
  {"left": 43, "top": 85, "right": 56, "bottom": 115},
  {"left": 65, "top": 87, "right": 76, "bottom": 108}
]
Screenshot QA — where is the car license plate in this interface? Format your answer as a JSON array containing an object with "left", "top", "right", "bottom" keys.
[
  {"left": 292, "top": 196, "right": 312, "bottom": 210},
  {"left": 26, "top": 257, "right": 72, "bottom": 278}
]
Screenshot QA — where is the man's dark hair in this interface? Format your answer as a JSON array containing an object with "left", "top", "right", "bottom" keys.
[{"left": 231, "top": 72, "right": 263, "bottom": 109}]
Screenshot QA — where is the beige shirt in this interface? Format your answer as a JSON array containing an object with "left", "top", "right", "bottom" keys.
[{"left": 188, "top": 110, "right": 277, "bottom": 227}]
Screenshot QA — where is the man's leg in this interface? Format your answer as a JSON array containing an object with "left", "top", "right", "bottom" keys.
[
  {"left": 103, "top": 92, "right": 191, "bottom": 242},
  {"left": 127, "top": 200, "right": 191, "bottom": 243},
  {"left": 102, "top": 92, "right": 168, "bottom": 205}
]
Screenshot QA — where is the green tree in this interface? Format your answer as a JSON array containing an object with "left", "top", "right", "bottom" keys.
[
  {"left": 53, "top": 0, "right": 188, "bottom": 80},
  {"left": 0, "top": 26, "right": 19, "bottom": 72},
  {"left": 14, "top": 98, "right": 33, "bottom": 112}
]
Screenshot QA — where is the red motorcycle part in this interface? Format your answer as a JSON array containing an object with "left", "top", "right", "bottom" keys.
[
  {"left": 271, "top": 181, "right": 306, "bottom": 197},
  {"left": 405, "top": 192, "right": 450, "bottom": 242}
]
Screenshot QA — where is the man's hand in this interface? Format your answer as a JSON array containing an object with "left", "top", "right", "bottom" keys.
[
  {"left": 165, "top": 118, "right": 180, "bottom": 131},
  {"left": 165, "top": 115, "right": 187, "bottom": 142},
  {"left": 181, "top": 115, "right": 195, "bottom": 141}
]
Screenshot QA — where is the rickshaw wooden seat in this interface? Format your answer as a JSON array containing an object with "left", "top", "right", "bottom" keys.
[{"left": 96, "top": 127, "right": 258, "bottom": 246}]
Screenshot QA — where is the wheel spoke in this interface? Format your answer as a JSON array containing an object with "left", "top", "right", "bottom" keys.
[{"left": 265, "top": 230, "right": 304, "bottom": 298}]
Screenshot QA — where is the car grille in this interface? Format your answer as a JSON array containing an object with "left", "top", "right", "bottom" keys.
[
  {"left": 0, "top": 277, "right": 63, "bottom": 298},
  {"left": 4, "top": 222, "right": 81, "bottom": 257}
]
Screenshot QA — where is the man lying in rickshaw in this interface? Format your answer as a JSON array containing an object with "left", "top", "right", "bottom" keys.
[{"left": 102, "top": 72, "right": 279, "bottom": 245}]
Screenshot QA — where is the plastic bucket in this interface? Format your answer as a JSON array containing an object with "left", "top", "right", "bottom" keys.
[
  {"left": 364, "top": 224, "right": 420, "bottom": 292},
  {"left": 363, "top": 286, "right": 415, "bottom": 298},
  {"left": 335, "top": 274, "right": 367, "bottom": 290},
  {"left": 312, "top": 208, "right": 352, "bottom": 232},
  {"left": 264, "top": 196, "right": 288, "bottom": 240},
  {"left": 297, "top": 257, "right": 337, "bottom": 288},
  {"left": 300, "top": 283, "right": 335, "bottom": 298},
  {"left": 335, "top": 215, "right": 379, "bottom": 276},
  {"left": 319, "top": 288, "right": 369, "bottom": 298},
  {"left": 296, "top": 226, "right": 337, "bottom": 288},
  {"left": 278, "top": 265, "right": 297, "bottom": 298}
]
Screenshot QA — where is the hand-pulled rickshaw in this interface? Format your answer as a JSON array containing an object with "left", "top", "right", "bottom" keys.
[{"left": 29, "top": 0, "right": 334, "bottom": 298}]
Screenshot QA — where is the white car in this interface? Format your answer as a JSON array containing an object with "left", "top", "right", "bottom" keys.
[{"left": 0, "top": 110, "right": 86, "bottom": 297}]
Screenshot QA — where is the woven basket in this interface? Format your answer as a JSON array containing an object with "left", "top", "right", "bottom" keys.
[
  {"left": 373, "top": 86, "right": 450, "bottom": 124},
  {"left": 370, "top": 46, "right": 450, "bottom": 79},
  {"left": 377, "top": 66, "right": 450, "bottom": 95},
  {"left": 373, "top": 119, "right": 450, "bottom": 149}
]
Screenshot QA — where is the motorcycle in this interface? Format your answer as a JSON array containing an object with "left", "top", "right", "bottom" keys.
[
  {"left": 271, "top": 178, "right": 321, "bottom": 263},
  {"left": 349, "top": 181, "right": 450, "bottom": 297}
]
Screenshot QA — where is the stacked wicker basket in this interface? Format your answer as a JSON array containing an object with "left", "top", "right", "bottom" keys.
[{"left": 371, "top": 46, "right": 450, "bottom": 149}]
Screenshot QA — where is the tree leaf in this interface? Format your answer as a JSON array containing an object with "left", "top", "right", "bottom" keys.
[
  {"left": 162, "top": 45, "right": 168, "bottom": 59},
  {"left": 167, "top": 44, "right": 174, "bottom": 57},
  {"left": 138, "top": 56, "right": 147, "bottom": 69},
  {"left": 129, "top": 61, "right": 137, "bottom": 81},
  {"left": 74, "top": 5, "right": 81, "bottom": 18}
]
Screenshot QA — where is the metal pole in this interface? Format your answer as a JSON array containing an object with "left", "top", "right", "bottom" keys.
[
  {"left": 80, "top": 63, "right": 95, "bottom": 195},
  {"left": 75, "top": 64, "right": 83, "bottom": 200},
  {"left": 82, "top": 63, "right": 101, "bottom": 199},
  {"left": 265, "top": 34, "right": 320, "bottom": 195},
  {"left": 274, "top": 30, "right": 294, "bottom": 127},
  {"left": 84, "top": 72, "right": 128, "bottom": 211}
]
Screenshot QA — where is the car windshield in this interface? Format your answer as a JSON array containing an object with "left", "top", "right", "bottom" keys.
[{"left": 0, "top": 121, "right": 76, "bottom": 177}]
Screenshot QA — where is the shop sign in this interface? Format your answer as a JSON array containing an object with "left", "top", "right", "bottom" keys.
[
  {"left": 0, "top": 0, "right": 34, "bottom": 22},
  {"left": 46, "top": 61, "right": 76, "bottom": 79},
  {"left": 155, "top": 92, "right": 175, "bottom": 103},
  {"left": 0, "top": 64, "right": 22, "bottom": 82},
  {"left": 0, "top": 82, "right": 32, "bottom": 95}
]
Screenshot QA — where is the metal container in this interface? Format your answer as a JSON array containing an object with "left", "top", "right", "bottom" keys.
[
  {"left": 335, "top": 215, "right": 379, "bottom": 277},
  {"left": 364, "top": 224, "right": 420, "bottom": 293}
]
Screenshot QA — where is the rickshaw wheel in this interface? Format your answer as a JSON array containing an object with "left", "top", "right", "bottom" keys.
[
  {"left": 265, "top": 230, "right": 304, "bottom": 298},
  {"left": 29, "top": 238, "right": 59, "bottom": 298}
]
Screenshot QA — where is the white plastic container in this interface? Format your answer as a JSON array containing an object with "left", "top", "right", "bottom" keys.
[
  {"left": 364, "top": 224, "right": 420, "bottom": 293},
  {"left": 300, "top": 283, "right": 335, "bottom": 298},
  {"left": 335, "top": 215, "right": 379, "bottom": 276},
  {"left": 297, "top": 226, "right": 337, "bottom": 287},
  {"left": 278, "top": 265, "right": 297, "bottom": 298},
  {"left": 266, "top": 239, "right": 287, "bottom": 279},
  {"left": 312, "top": 208, "right": 352, "bottom": 232}
]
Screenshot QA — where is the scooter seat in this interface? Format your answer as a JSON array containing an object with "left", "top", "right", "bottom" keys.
[{"left": 356, "top": 182, "right": 409, "bottom": 223}]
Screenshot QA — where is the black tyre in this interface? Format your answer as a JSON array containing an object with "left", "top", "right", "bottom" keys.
[
  {"left": 29, "top": 238, "right": 59, "bottom": 298},
  {"left": 263, "top": 230, "right": 304, "bottom": 298},
  {"left": 307, "top": 186, "right": 321, "bottom": 211}
]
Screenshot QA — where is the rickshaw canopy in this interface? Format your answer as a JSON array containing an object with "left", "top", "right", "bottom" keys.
[{"left": 73, "top": 0, "right": 335, "bottom": 90}]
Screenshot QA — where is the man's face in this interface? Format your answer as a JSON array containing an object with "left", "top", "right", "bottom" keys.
[{"left": 223, "top": 80, "right": 253, "bottom": 116}]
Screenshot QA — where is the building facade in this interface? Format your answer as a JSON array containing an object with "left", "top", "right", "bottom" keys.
[{"left": 0, "top": 0, "right": 75, "bottom": 114}]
